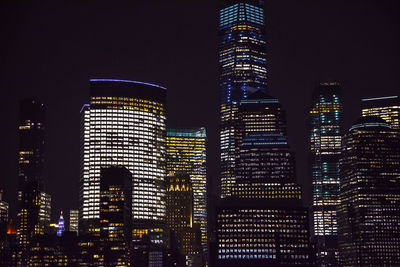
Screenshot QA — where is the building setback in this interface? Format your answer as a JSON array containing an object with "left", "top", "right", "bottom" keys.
[
  {"left": 338, "top": 116, "right": 400, "bottom": 265},
  {"left": 79, "top": 79, "right": 167, "bottom": 244},
  {"left": 308, "top": 82, "right": 342, "bottom": 266},
  {"left": 219, "top": 0, "right": 268, "bottom": 198},
  {"left": 215, "top": 91, "right": 312, "bottom": 266}
]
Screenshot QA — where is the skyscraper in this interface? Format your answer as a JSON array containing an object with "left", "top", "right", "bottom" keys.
[
  {"left": 308, "top": 82, "right": 342, "bottom": 265},
  {"left": 79, "top": 79, "right": 167, "bottom": 243},
  {"left": 215, "top": 91, "right": 312, "bottom": 266},
  {"left": 99, "top": 167, "right": 132, "bottom": 266},
  {"left": 166, "top": 128, "right": 207, "bottom": 256},
  {"left": 361, "top": 95, "right": 399, "bottom": 129},
  {"left": 69, "top": 210, "right": 79, "bottom": 234},
  {"left": 338, "top": 116, "right": 400, "bottom": 265},
  {"left": 17, "top": 98, "right": 45, "bottom": 250},
  {"left": 166, "top": 173, "right": 202, "bottom": 267},
  {"left": 219, "top": 0, "right": 267, "bottom": 198}
]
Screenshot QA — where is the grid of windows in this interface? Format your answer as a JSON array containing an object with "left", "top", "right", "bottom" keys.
[
  {"left": 308, "top": 82, "right": 342, "bottom": 265},
  {"left": 219, "top": 0, "right": 267, "bottom": 198},
  {"left": 166, "top": 128, "right": 207, "bottom": 255},
  {"left": 80, "top": 80, "right": 166, "bottom": 236},
  {"left": 361, "top": 96, "right": 400, "bottom": 130},
  {"left": 217, "top": 207, "right": 311, "bottom": 265},
  {"left": 338, "top": 117, "right": 400, "bottom": 265}
]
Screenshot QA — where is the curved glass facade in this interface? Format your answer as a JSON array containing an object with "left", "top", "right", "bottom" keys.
[{"left": 80, "top": 79, "right": 167, "bottom": 237}]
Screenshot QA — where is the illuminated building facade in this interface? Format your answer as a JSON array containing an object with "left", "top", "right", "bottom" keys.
[
  {"left": 361, "top": 95, "right": 400, "bottom": 129},
  {"left": 38, "top": 192, "right": 51, "bottom": 235},
  {"left": 79, "top": 79, "right": 167, "bottom": 243},
  {"left": 166, "top": 174, "right": 202, "bottom": 266},
  {"left": 216, "top": 91, "right": 312, "bottom": 266},
  {"left": 69, "top": 210, "right": 79, "bottom": 234},
  {"left": 16, "top": 98, "right": 45, "bottom": 250},
  {"left": 0, "top": 190, "right": 8, "bottom": 243},
  {"left": 219, "top": 0, "right": 268, "bottom": 198},
  {"left": 57, "top": 212, "right": 65, "bottom": 237},
  {"left": 99, "top": 167, "right": 132, "bottom": 266},
  {"left": 166, "top": 128, "right": 207, "bottom": 256},
  {"left": 217, "top": 200, "right": 311, "bottom": 266},
  {"left": 308, "top": 82, "right": 342, "bottom": 265},
  {"left": 338, "top": 116, "right": 400, "bottom": 265}
]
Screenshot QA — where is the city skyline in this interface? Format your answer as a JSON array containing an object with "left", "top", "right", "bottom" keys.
[{"left": 1, "top": 0, "right": 400, "bottom": 221}]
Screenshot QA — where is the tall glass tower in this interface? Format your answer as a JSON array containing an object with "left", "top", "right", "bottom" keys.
[
  {"left": 79, "top": 79, "right": 167, "bottom": 243},
  {"left": 166, "top": 128, "right": 207, "bottom": 257},
  {"left": 219, "top": 0, "right": 267, "bottom": 198},
  {"left": 308, "top": 82, "right": 343, "bottom": 266}
]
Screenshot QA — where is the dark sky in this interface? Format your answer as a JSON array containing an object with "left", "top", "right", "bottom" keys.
[{"left": 0, "top": 0, "right": 399, "bottom": 221}]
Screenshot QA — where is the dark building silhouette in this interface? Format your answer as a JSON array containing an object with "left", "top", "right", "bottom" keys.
[
  {"left": 99, "top": 166, "right": 132, "bottom": 266},
  {"left": 166, "top": 173, "right": 203, "bottom": 266},
  {"left": 16, "top": 98, "right": 46, "bottom": 263},
  {"left": 338, "top": 116, "right": 400, "bottom": 265},
  {"left": 308, "top": 82, "right": 343, "bottom": 266}
]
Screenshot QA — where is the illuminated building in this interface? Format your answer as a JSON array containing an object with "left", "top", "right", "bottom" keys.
[
  {"left": 219, "top": 0, "right": 268, "bottom": 198},
  {"left": 338, "top": 116, "right": 400, "bottom": 265},
  {"left": 166, "top": 128, "right": 207, "bottom": 256},
  {"left": 16, "top": 98, "right": 45, "bottom": 251},
  {"left": 99, "top": 166, "right": 131, "bottom": 266},
  {"left": 79, "top": 79, "right": 167, "bottom": 244},
  {"left": 361, "top": 95, "right": 400, "bottom": 129},
  {"left": 217, "top": 200, "right": 311, "bottom": 266},
  {"left": 216, "top": 91, "right": 312, "bottom": 266},
  {"left": 308, "top": 82, "right": 342, "bottom": 265},
  {"left": 0, "top": 190, "right": 8, "bottom": 243},
  {"left": 57, "top": 212, "right": 65, "bottom": 237},
  {"left": 38, "top": 192, "right": 51, "bottom": 235},
  {"left": 69, "top": 210, "right": 79, "bottom": 234},
  {"left": 166, "top": 173, "right": 203, "bottom": 267}
]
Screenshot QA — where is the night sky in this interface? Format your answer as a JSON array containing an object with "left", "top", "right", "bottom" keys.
[{"left": 0, "top": 0, "right": 399, "bottom": 221}]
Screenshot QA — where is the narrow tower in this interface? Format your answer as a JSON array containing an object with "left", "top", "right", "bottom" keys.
[
  {"left": 16, "top": 98, "right": 45, "bottom": 250},
  {"left": 308, "top": 82, "right": 343, "bottom": 265}
]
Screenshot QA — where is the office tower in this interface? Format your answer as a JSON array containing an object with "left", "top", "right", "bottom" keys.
[
  {"left": 38, "top": 192, "right": 51, "bottom": 235},
  {"left": 99, "top": 167, "right": 132, "bottom": 266},
  {"left": 0, "top": 190, "right": 8, "bottom": 243},
  {"left": 69, "top": 210, "right": 79, "bottom": 234},
  {"left": 361, "top": 95, "right": 400, "bottom": 129},
  {"left": 80, "top": 79, "right": 167, "bottom": 243},
  {"left": 308, "top": 82, "right": 342, "bottom": 265},
  {"left": 57, "top": 212, "right": 65, "bottom": 237},
  {"left": 166, "top": 128, "right": 207, "bottom": 256},
  {"left": 338, "top": 116, "right": 400, "bottom": 265},
  {"left": 216, "top": 91, "right": 312, "bottom": 266},
  {"left": 166, "top": 173, "right": 202, "bottom": 267},
  {"left": 219, "top": 0, "right": 267, "bottom": 198},
  {"left": 17, "top": 98, "right": 45, "bottom": 250}
]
